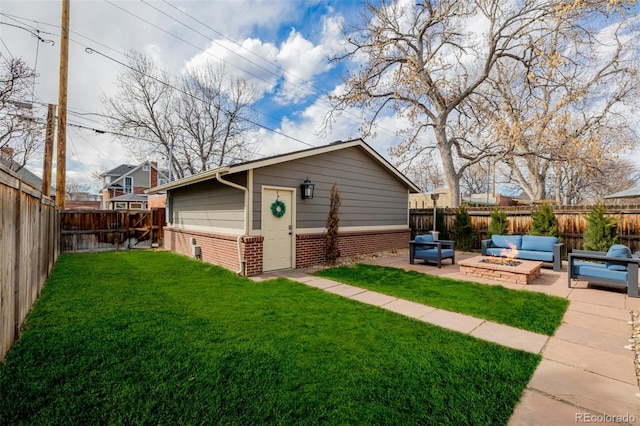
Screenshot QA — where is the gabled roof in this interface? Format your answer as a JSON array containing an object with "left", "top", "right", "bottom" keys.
[
  {"left": 110, "top": 193, "right": 148, "bottom": 202},
  {"left": 0, "top": 158, "right": 55, "bottom": 193},
  {"left": 101, "top": 161, "right": 169, "bottom": 190},
  {"left": 102, "top": 164, "right": 137, "bottom": 177},
  {"left": 146, "top": 139, "right": 420, "bottom": 194},
  {"left": 604, "top": 186, "right": 640, "bottom": 199}
]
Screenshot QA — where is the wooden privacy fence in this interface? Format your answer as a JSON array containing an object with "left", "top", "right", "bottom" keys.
[
  {"left": 60, "top": 209, "right": 165, "bottom": 252},
  {"left": 410, "top": 205, "right": 640, "bottom": 253},
  {"left": 0, "top": 166, "right": 60, "bottom": 362}
]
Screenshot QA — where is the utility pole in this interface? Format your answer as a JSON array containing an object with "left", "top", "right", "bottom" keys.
[
  {"left": 42, "top": 104, "right": 55, "bottom": 196},
  {"left": 55, "top": 0, "right": 70, "bottom": 209}
]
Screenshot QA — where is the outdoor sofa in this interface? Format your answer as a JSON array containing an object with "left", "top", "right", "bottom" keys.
[
  {"left": 481, "top": 235, "right": 564, "bottom": 271},
  {"left": 409, "top": 234, "right": 455, "bottom": 268},
  {"left": 568, "top": 244, "right": 639, "bottom": 298}
]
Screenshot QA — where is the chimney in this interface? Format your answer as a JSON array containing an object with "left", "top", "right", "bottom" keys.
[{"left": 0, "top": 147, "right": 14, "bottom": 158}]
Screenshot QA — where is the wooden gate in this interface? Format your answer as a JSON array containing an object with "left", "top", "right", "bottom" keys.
[{"left": 60, "top": 208, "right": 165, "bottom": 252}]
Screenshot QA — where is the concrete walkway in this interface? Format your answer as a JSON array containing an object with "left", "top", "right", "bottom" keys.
[{"left": 254, "top": 251, "right": 640, "bottom": 425}]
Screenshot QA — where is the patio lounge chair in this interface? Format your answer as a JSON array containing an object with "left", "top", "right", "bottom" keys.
[
  {"left": 568, "top": 244, "right": 639, "bottom": 297},
  {"left": 409, "top": 234, "right": 456, "bottom": 268}
]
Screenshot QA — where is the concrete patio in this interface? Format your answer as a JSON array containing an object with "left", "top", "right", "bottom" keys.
[{"left": 255, "top": 250, "right": 640, "bottom": 425}]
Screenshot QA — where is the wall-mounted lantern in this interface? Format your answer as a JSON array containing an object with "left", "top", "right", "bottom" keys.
[{"left": 300, "top": 177, "right": 315, "bottom": 200}]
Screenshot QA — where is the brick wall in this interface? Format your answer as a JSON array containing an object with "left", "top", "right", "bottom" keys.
[
  {"left": 296, "top": 229, "right": 410, "bottom": 268},
  {"left": 166, "top": 227, "right": 409, "bottom": 275},
  {"left": 165, "top": 228, "right": 245, "bottom": 272},
  {"left": 242, "top": 236, "right": 264, "bottom": 276}
]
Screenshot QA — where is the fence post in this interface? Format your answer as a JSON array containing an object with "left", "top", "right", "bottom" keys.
[{"left": 13, "top": 181, "right": 22, "bottom": 339}]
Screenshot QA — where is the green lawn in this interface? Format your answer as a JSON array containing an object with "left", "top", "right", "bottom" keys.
[
  {"left": 1, "top": 251, "right": 540, "bottom": 425},
  {"left": 316, "top": 264, "right": 568, "bottom": 336}
]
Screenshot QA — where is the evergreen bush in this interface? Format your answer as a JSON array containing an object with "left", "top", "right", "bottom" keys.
[
  {"left": 324, "top": 183, "right": 341, "bottom": 265},
  {"left": 582, "top": 203, "right": 619, "bottom": 251},
  {"left": 487, "top": 208, "right": 508, "bottom": 237},
  {"left": 528, "top": 203, "right": 560, "bottom": 238},
  {"left": 452, "top": 205, "right": 476, "bottom": 251},
  {"left": 435, "top": 207, "right": 449, "bottom": 239}
]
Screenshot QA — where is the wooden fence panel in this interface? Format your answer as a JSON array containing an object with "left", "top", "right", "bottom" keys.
[
  {"left": 410, "top": 205, "right": 640, "bottom": 253},
  {"left": 0, "top": 166, "right": 59, "bottom": 362},
  {"left": 60, "top": 208, "right": 164, "bottom": 252}
]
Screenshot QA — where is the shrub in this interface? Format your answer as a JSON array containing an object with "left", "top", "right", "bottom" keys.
[
  {"left": 452, "top": 205, "right": 476, "bottom": 251},
  {"left": 435, "top": 207, "right": 449, "bottom": 239},
  {"left": 487, "top": 208, "right": 508, "bottom": 237},
  {"left": 582, "top": 203, "right": 619, "bottom": 251},
  {"left": 528, "top": 203, "right": 560, "bottom": 238},
  {"left": 324, "top": 183, "right": 341, "bottom": 265}
]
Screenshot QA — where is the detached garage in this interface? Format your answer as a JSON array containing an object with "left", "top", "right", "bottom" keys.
[{"left": 147, "top": 139, "right": 420, "bottom": 275}]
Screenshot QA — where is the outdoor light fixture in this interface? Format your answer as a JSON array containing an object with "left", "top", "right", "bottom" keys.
[{"left": 300, "top": 177, "right": 315, "bottom": 200}]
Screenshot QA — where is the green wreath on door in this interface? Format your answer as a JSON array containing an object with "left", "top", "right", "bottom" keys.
[{"left": 271, "top": 199, "right": 286, "bottom": 218}]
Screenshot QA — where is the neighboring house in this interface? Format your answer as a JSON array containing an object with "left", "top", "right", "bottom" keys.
[
  {"left": 603, "top": 186, "right": 640, "bottom": 204},
  {"left": 0, "top": 156, "right": 55, "bottom": 195},
  {"left": 147, "top": 139, "right": 420, "bottom": 276},
  {"left": 101, "top": 161, "right": 168, "bottom": 210},
  {"left": 409, "top": 190, "right": 451, "bottom": 209}
]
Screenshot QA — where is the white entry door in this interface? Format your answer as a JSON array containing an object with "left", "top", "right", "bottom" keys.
[{"left": 262, "top": 188, "right": 294, "bottom": 271}]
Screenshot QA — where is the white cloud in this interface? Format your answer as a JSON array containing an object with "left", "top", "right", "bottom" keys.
[
  {"left": 2, "top": 0, "right": 411, "bottom": 193},
  {"left": 183, "top": 37, "right": 280, "bottom": 99}
]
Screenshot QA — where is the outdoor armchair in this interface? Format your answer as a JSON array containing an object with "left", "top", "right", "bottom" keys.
[
  {"left": 568, "top": 245, "right": 639, "bottom": 298},
  {"left": 409, "top": 234, "right": 456, "bottom": 268}
]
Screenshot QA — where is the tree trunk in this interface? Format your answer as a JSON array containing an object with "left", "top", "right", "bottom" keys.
[{"left": 434, "top": 124, "right": 460, "bottom": 207}]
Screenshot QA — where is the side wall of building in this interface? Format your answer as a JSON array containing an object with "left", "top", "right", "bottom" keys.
[
  {"left": 163, "top": 145, "right": 412, "bottom": 275},
  {"left": 165, "top": 226, "right": 409, "bottom": 276},
  {"left": 252, "top": 146, "right": 409, "bottom": 231},
  {"left": 168, "top": 174, "right": 247, "bottom": 233},
  {"left": 295, "top": 229, "right": 410, "bottom": 269}
]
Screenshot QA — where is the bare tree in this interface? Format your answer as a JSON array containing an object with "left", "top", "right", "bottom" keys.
[
  {"left": 459, "top": 161, "right": 492, "bottom": 197},
  {"left": 66, "top": 180, "right": 93, "bottom": 200},
  {"left": 401, "top": 151, "right": 445, "bottom": 193},
  {"left": 470, "top": 14, "right": 639, "bottom": 202},
  {"left": 327, "top": 0, "right": 633, "bottom": 207},
  {"left": 102, "top": 52, "right": 258, "bottom": 179},
  {"left": 0, "top": 57, "right": 43, "bottom": 171},
  {"left": 178, "top": 64, "right": 259, "bottom": 174}
]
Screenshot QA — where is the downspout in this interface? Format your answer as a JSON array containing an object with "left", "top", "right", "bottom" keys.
[{"left": 215, "top": 172, "right": 248, "bottom": 275}]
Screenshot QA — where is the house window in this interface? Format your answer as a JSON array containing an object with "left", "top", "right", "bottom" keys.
[
  {"left": 158, "top": 178, "right": 167, "bottom": 186},
  {"left": 130, "top": 202, "right": 143, "bottom": 210},
  {"left": 143, "top": 165, "right": 150, "bottom": 171},
  {"left": 115, "top": 202, "right": 127, "bottom": 210},
  {"left": 124, "top": 177, "right": 133, "bottom": 193}
]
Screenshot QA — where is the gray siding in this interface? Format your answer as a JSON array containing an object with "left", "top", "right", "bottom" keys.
[
  {"left": 170, "top": 174, "right": 246, "bottom": 231},
  {"left": 130, "top": 168, "right": 150, "bottom": 188},
  {"left": 252, "top": 146, "right": 408, "bottom": 230}
]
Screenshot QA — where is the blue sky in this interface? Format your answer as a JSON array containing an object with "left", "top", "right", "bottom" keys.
[{"left": 0, "top": 0, "right": 377, "bottom": 192}]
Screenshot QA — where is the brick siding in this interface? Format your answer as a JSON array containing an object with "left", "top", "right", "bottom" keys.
[
  {"left": 165, "top": 227, "right": 409, "bottom": 275},
  {"left": 295, "top": 229, "right": 411, "bottom": 269},
  {"left": 165, "top": 228, "right": 246, "bottom": 272}
]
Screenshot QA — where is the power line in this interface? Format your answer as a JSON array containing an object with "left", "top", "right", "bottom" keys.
[
  {"left": 0, "top": 21, "right": 55, "bottom": 45},
  {"left": 145, "top": 0, "right": 407, "bottom": 138},
  {"left": 143, "top": 0, "right": 307, "bottom": 96},
  {"left": 83, "top": 46, "right": 317, "bottom": 148},
  {"left": 2, "top": 5, "right": 401, "bottom": 151}
]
